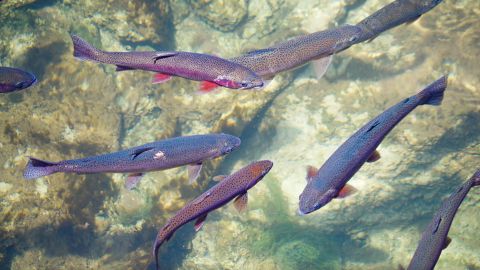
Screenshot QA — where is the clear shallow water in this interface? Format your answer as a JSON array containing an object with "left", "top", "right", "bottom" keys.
[{"left": 0, "top": 0, "right": 479, "bottom": 269}]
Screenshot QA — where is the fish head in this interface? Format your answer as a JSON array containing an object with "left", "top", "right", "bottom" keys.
[
  {"left": 417, "top": 0, "right": 444, "bottom": 13},
  {"left": 332, "top": 25, "right": 364, "bottom": 53},
  {"left": 0, "top": 67, "right": 37, "bottom": 93},
  {"left": 214, "top": 70, "right": 264, "bottom": 90},
  {"left": 216, "top": 134, "right": 241, "bottom": 156},
  {"left": 298, "top": 186, "right": 336, "bottom": 215},
  {"left": 245, "top": 160, "right": 273, "bottom": 189}
]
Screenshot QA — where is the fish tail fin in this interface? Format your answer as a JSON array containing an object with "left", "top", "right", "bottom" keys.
[
  {"left": 153, "top": 240, "right": 162, "bottom": 270},
  {"left": 418, "top": 75, "right": 448, "bottom": 106},
  {"left": 70, "top": 34, "right": 103, "bottom": 62},
  {"left": 23, "top": 157, "right": 58, "bottom": 179},
  {"left": 473, "top": 169, "right": 480, "bottom": 186}
]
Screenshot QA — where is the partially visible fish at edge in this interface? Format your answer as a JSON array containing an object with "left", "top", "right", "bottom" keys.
[
  {"left": 0, "top": 67, "right": 37, "bottom": 93},
  {"left": 404, "top": 169, "right": 480, "bottom": 270},
  {"left": 355, "top": 0, "right": 444, "bottom": 43}
]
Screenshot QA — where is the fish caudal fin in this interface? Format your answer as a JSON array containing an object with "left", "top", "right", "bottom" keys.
[
  {"left": 419, "top": 75, "right": 448, "bottom": 106},
  {"left": 70, "top": 34, "right": 102, "bottom": 62},
  {"left": 23, "top": 157, "right": 58, "bottom": 179}
]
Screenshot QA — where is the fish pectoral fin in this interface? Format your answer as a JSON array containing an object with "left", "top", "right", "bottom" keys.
[
  {"left": 397, "top": 264, "right": 405, "bottom": 270},
  {"left": 367, "top": 150, "right": 381, "bottom": 163},
  {"left": 312, "top": 55, "right": 332, "bottom": 80},
  {"left": 443, "top": 236, "right": 452, "bottom": 250},
  {"left": 115, "top": 65, "right": 135, "bottom": 72},
  {"left": 194, "top": 213, "right": 208, "bottom": 232},
  {"left": 198, "top": 81, "right": 220, "bottom": 94},
  {"left": 152, "top": 73, "right": 172, "bottom": 84},
  {"left": 187, "top": 163, "right": 203, "bottom": 184},
  {"left": 306, "top": 165, "right": 319, "bottom": 182},
  {"left": 336, "top": 184, "right": 357, "bottom": 198},
  {"left": 212, "top": 175, "right": 228, "bottom": 182},
  {"left": 233, "top": 193, "right": 248, "bottom": 213},
  {"left": 152, "top": 52, "right": 178, "bottom": 63},
  {"left": 131, "top": 147, "right": 155, "bottom": 160},
  {"left": 405, "top": 15, "right": 421, "bottom": 25},
  {"left": 125, "top": 173, "right": 143, "bottom": 190}
]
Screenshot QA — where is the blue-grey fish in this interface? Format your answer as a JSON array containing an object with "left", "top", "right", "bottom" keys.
[
  {"left": 355, "top": 0, "right": 444, "bottom": 43},
  {"left": 153, "top": 160, "right": 273, "bottom": 270},
  {"left": 0, "top": 67, "right": 37, "bottom": 93},
  {"left": 404, "top": 169, "right": 480, "bottom": 270},
  {"left": 24, "top": 134, "right": 241, "bottom": 189},
  {"left": 299, "top": 76, "right": 448, "bottom": 215}
]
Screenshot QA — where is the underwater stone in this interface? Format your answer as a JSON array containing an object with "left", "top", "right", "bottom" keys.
[{"left": 188, "top": 0, "right": 248, "bottom": 32}]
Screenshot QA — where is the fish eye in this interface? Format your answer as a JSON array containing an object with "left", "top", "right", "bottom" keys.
[{"left": 240, "top": 82, "right": 249, "bottom": 88}]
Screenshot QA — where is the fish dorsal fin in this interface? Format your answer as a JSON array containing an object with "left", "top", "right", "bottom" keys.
[
  {"left": 443, "top": 236, "right": 451, "bottom": 250},
  {"left": 213, "top": 175, "right": 228, "bottom": 182},
  {"left": 245, "top": 48, "right": 276, "bottom": 57},
  {"left": 233, "top": 193, "right": 248, "bottom": 213},
  {"left": 194, "top": 213, "right": 208, "bottom": 232},
  {"left": 312, "top": 55, "right": 332, "bottom": 80},
  {"left": 336, "top": 184, "right": 357, "bottom": 198},
  {"left": 152, "top": 52, "right": 178, "bottom": 63},
  {"left": 367, "top": 150, "right": 381, "bottom": 163},
  {"left": 433, "top": 216, "right": 442, "bottom": 234},
  {"left": 125, "top": 173, "right": 143, "bottom": 190},
  {"left": 187, "top": 163, "right": 203, "bottom": 184},
  {"left": 306, "top": 166, "right": 318, "bottom": 182},
  {"left": 131, "top": 147, "right": 154, "bottom": 160},
  {"left": 405, "top": 15, "right": 421, "bottom": 25}
]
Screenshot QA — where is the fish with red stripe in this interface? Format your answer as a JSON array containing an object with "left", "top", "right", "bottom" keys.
[
  {"left": 70, "top": 34, "right": 264, "bottom": 93},
  {"left": 152, "top": 160, "right": 273, "bottom": 270}
]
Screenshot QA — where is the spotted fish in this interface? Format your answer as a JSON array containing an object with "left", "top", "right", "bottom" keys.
[
  {"left": 23, "top": 134, "right": 241, "bottom": 189},
  {"left": 299, "top": 76, "right": 448, "bottom": 215},
  {"left": 70, "top": 34, "right": 264, "bottom": 92},
  {"left": 355, "top": 0, "right": 444, "bottom": 43},
  {"left": 0, "top": 67, "right": 37, "bottom": 93},
  {"left": 404, "top": 169, "right": 480, "bottom": 270},
  {"left": 230, "top": 24, "right": 363, "bottom": 81},
  {"left": 152, "top": 160, "right": 273, "bottom": 270}
]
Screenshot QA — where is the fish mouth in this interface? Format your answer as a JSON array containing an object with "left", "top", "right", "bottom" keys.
[{"left": 297, "top": 208, "right": 307, "bottom": 216}]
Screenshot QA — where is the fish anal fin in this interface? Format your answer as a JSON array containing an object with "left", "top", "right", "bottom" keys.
[
  {"left": 187, "top": 163, "right": 202, "bottom": 184},
  {"left": 125, "top": 173, "right": 143, "bottom": 190},
  {"left": 306, "top": 165, "right": 318, "bottom": 182},
  {"left": 213, "top": 175, "right": 228, "bottom": 182},
  {"left": 152, "top": 73, "right": 172, "bottom": 84},
  {"left": 194, "top": 213, "right": 208, "bottom": 232},
  {"left": 367, "top": 150, "right": 381, "bottom": 163},
  {"left": 233, "top": 193, "right": 248, "bottom": 213},
  {"left": 337, "top": 184, "right": 357, "bottom": 198},
  {"left": 443, "top": 236, "right": 451, "bottom": 250},
  {"left": 312, "top": 55, "right": 332, "bottom": 79}
]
